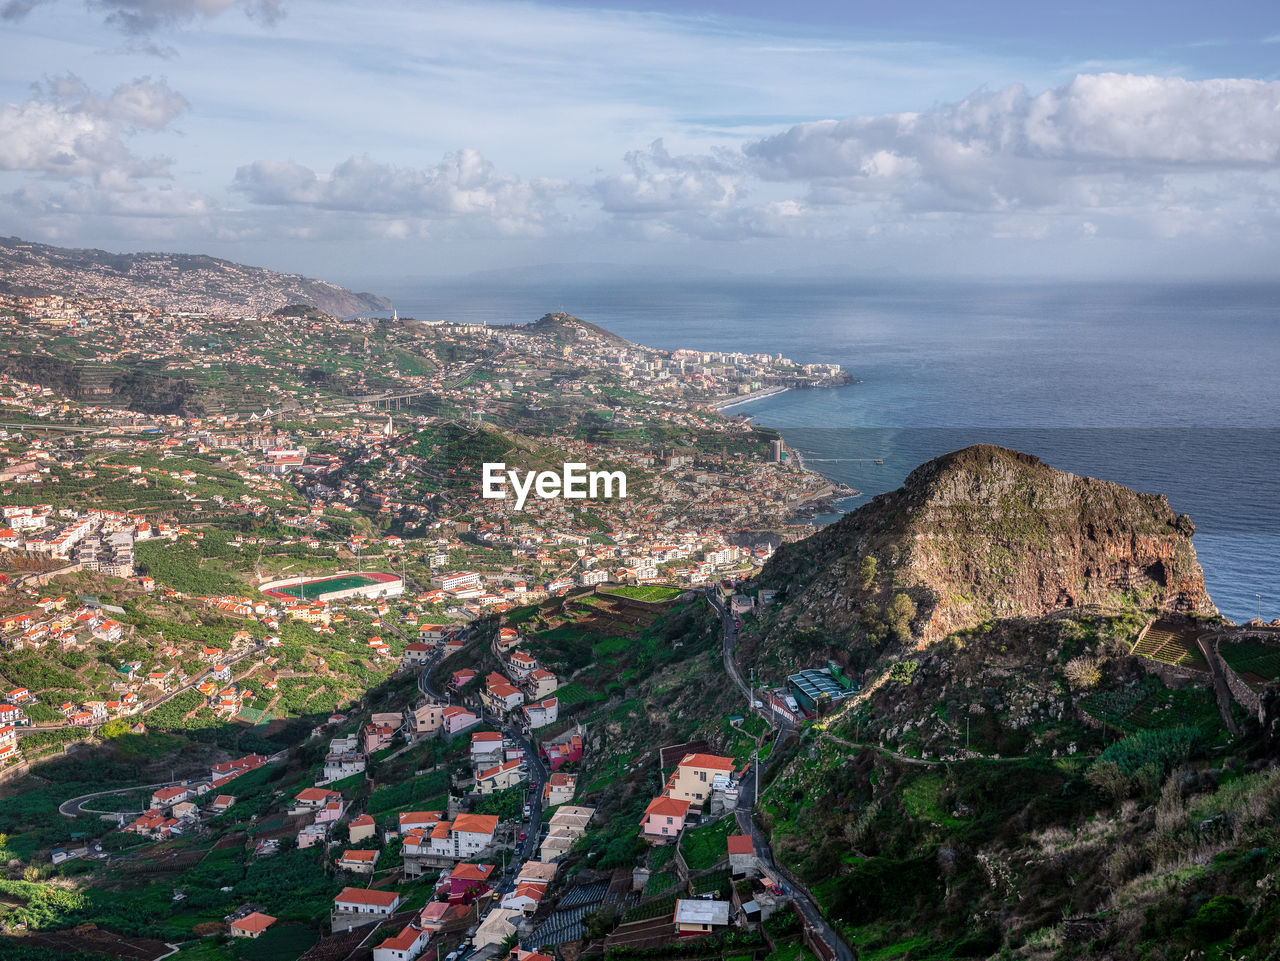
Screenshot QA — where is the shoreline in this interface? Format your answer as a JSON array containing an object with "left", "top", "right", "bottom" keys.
[
  {"left": 709, "top": 386, "right": 790, "bottom": 411},
  {"left": 706, "top": 377, "right": 858, "bottom": 522}
]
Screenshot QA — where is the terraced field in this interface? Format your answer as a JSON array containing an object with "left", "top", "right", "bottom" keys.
[
  {"left": 1130, "top": 622, "right": 1208, "bottom": 672},
  {"left": 1219, "top": 640, "right": 1280, "bottom": 692},
  {"left": 1080, "top": 677, "right": 1224, "bottom": 737}
]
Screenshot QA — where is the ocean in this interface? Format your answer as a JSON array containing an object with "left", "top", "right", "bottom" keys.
[{"left": 374, "top": 276, "right": 1280, "bottom": 624}]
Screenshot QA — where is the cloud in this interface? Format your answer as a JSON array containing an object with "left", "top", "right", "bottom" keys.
[
  {"left": 231, "top": 150, "right": 569, "bottom": 235},
  {"left": 0, "top": 74, "right": 188, "bottom": 182},
  {"left": 2, "top": 0, "right": 282, "bottom": 33},
  {"left": 595, "top": 139, "right": 742, "bottom": 217},
  {"left": 744, "top": 74, "right": 1280, "bottom": 214}
]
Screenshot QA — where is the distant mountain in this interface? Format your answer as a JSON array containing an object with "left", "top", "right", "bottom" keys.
[
  {"left": 455, "top": 261, "right": 737, "bottom": 285},
  {"left": 0, "top": 236, "right": 390, "bottom": 317}
]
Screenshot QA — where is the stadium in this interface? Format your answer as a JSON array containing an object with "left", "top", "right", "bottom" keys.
[{"left": 258, "top": 571, "right": 404, "bottom": 603}]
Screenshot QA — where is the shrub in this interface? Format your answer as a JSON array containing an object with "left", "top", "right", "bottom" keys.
[
  {"left": 1096, "top": 725, "right": 1197, "bottom": 777},
  {"left": 1188, "top": 895, "right": 1247, "bottom": 943},
  {"left": 1064, "top": 656, "right": 1102, "bottom": 690}
]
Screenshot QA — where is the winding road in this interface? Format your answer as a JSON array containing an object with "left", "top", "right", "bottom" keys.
[
  {"left": 705, "top": 588, "right": 853, "bottom": 961},
  {"left": 58, "top": 780, "right": 186, "bottom": 818},
  {"left": 413, "top": 624, "right": 549, "bottom": 913}
]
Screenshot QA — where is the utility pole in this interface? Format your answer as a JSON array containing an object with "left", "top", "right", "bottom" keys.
[{"left": 753, "top": 746, "right": 759, "bottom": 805}]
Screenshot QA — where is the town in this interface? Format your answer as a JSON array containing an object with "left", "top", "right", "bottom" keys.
[{"left": 0, "top": 285, "right": 859, "bottom": 961}]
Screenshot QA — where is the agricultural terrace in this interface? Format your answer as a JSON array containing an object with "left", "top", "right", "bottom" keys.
[
  {"left": 1130, "top": 621, "right": 1208, "bottom": 673},
  {"left": 1218, "top": 640, "right": 1280, "bottom": 692},
  {"left": 1079, "top": 675, "right": 1227, "bottom": 740},
  {"left": 599, "top": 585, "right": 685, "bottom": 603}
]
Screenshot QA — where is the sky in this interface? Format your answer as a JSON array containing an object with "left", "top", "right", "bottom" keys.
[{"left": 1, "top": 0, "right": 1279, "bottom": 286}]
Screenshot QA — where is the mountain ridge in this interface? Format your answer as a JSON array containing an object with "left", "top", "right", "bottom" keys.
[{"left": 0, "top": 236, "right": 390, "bottom": 317}]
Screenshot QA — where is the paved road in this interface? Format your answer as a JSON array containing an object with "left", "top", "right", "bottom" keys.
[
  {"left": 707, "top": 588, "right": 852, "bottom": 961},
  {"left": 735, "top": 761, "right": 854, "bottom": 961},
  {"left": 707, "top": 590, "right": 792, "bottom": 733},
  {"left": 59, "top": 779, "right": 185, "bottom": 818},
  {"left": 413, "top": 626, "right": 548, "bottom": 917}
]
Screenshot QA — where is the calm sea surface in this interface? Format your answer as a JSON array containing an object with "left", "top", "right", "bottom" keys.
[{"left": 378, "top": 277, "right": 1280, "bottom": 623}]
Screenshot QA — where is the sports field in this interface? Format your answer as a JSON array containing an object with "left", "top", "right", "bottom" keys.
[{"left": 275, "top": 573, "right": 382, "bottom": 600}]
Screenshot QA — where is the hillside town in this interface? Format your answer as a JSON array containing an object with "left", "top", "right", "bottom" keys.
[{"left": 0, "top": 280, "right": 863, "bottom": 961}]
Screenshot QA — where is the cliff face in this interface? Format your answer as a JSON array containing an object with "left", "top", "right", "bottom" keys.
[{"left": 759, "top": 445, "right": 1215, "bottom": 650}]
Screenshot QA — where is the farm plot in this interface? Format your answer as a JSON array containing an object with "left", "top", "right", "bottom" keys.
[{"left": 1219, "top": 640, "right": 1280, "bottom": 692}]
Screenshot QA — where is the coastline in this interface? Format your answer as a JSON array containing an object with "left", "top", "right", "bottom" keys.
[
  {"left": 709, "top": 386, "right": 790, "bottom": 411},
  {"left": 706, "top": 377, "right": 858, "bottom": 520}
]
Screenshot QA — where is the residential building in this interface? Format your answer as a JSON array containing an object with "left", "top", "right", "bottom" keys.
[
  {"left": 507, "top": 649, "right": 537, "bottom": 679},
  {"left": 229, "top": 912, "right": 277, "bottom": 939},
  {"left": 150, "top": 786, "right": 190, "bottom": 809},
  {"left": 728, "top": 834, "right": 758, "bottom": 878},
  {"left": 349, "top": 813, "right": 377, "bottom": 842},
  {"left": 500, "top": 882, "right": 547, "bottom": 915},
  {"left": 398, "top": 810, "right": 443, "bottom": 835},
  {"left": 674, "top": 899, "right": 730, "bottom": 937},
  {"left": 543, "top": 772, "right": 576, "bottom": 807},
  {"left": 523, "top": 669, "right": 559, "bottom": 700},
  {"left": 426, "top": 813, "right": 499, "bottom": 859},
  {"left": 665, "top": 753, "right": 737, "bottom": 804},
  {"left": 475, "top": 759, "right": 525, "bottom": 794},
  {"left": 523, "top": 697, "right": 558, "bottom": 729},
  {"left": 470, "top": 730, "right": 505, "bottom": 767},
  {"left": 373, "top": 923, "right": 431, "bottom": 961},
  {"left": 403, "top": 641, "right": 433, "bottom": 665},
  {"left": 441, "top": 705, "right": 481, "bottom": 737},
  {"left": 332, "top": 887, "right": 401, "bottom": 932},
  {"left": 0, "top": 724, "right": 19, "bottom": 764},
  {"left": 293, "top": 787, "right": 342, "bottom": 813},
  {"left": 640, "top": 796, "right": 690, "bottom": 841},
  {"left": 444, "top": 862, "right": 495, "bottom": 903},
  {"left": 338, "top": 848, "right": 378, "bottom": 875},
  {"left": 362, "top": 722, "right": 396, "bottom": 754}
]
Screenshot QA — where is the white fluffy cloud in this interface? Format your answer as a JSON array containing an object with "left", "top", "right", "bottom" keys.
[
  {"left": 231, "top": 150, "right": 569, "bottom": 235},
  {"left": 0, "top": 74, "right": 188, "bottom": 182},
  {"left": 744, "top": 73, "right": 1280, "bottom": 214},
  {"left": 574, "top": 73, "right": 1280, "bottom": 249},
  {"left": 596, "top": 141, "right": 740, "bottom": 215}
]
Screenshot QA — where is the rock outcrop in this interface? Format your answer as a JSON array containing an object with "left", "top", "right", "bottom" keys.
[{"left": 759, "top": 445, "right": 1216, "bottom": 650}]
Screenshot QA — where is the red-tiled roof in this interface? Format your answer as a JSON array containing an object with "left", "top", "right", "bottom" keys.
[
  {"left": 230, "top": 912, "right": 276, "bottom": 934},
  {"left": 334, "top": 886, "right": 399, "bottom": 907}
]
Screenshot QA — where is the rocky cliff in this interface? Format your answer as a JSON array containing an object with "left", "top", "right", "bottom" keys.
[{"left": 758, "top": 445, "right": 1216, "bottom": 654}]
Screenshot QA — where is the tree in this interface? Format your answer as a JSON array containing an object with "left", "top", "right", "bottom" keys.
[
  {"left": 857, "top": 556, "right": 878, "bottom": 591},
  {"left": 886, "top": 593, "right": 917, "bottom": 643}
]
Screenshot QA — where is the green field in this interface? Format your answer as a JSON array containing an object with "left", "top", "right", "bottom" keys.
[
  {"left": 1219, "top": 641, "right": 1280, "bottom": 690},
  {"left": 1080, "top": 677, "right": 1224, "bottom": 738},
  {"left": 274, "top": 573, "right": 382, "bottom": 600},
  {"left": 601, "top": 585, "right": 684, "bottom": 603}
]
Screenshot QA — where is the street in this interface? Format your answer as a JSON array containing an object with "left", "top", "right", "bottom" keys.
[
  {"left": 412, "top": 625, "right": 548, "bottom": 918},
  {"left": 708, "top": 588, "right": 853, "bottom": 961}
]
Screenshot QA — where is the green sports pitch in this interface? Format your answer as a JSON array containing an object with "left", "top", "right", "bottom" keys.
[{"left": 274, "top": 573, "right": 384, "bottom": 600}]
